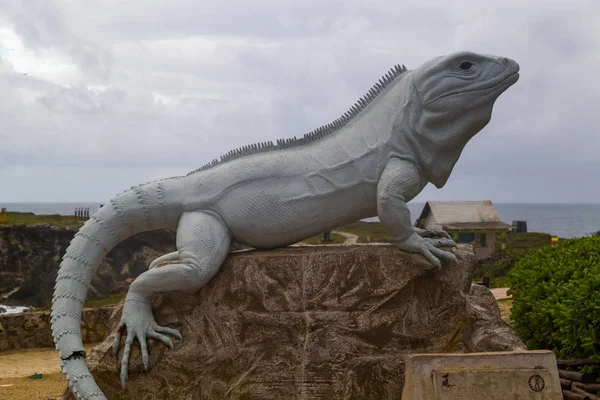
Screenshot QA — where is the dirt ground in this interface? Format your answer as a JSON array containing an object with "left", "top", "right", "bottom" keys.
[
  {"left": 491, "top": 287, "right": 511, "bottom": 300},
  {"left": 0, "top": 372, "right": 66, "bottom": 400},
  {"left": 0, "top": 344, "right": 97, "bottom": 400},
  {"left": 332, "top": 230, "right": 359, "bottom": 244},
  {"left": 497, "top": 298, "right": 513, "bottom": 324}
]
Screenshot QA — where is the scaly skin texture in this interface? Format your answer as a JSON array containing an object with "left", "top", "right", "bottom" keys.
[{"left": 51, "top": 51, "right": 519, "bottom": 399}]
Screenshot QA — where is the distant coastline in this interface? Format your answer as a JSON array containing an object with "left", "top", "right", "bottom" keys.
[
  {"left": 1, "top": 202, "right": 103, "bottom": 216},
  {"left": 2, "top": 202, "right": 600, "bottom": 239}
]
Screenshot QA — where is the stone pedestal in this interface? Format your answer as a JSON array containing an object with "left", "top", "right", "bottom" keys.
[{"left": 63, "top": 244, "right": 525, "bottom": 399}]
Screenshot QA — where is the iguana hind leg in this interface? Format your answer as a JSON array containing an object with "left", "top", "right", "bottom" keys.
[
  {"left": 113, "top": 211, "right": 231, "bottom": 389},
  {"left": 148, "top": 251, "right": 179, "bottom": 269}
]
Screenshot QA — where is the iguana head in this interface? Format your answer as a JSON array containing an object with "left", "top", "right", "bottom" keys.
[{"left": 406, "top": 51, "right": 519, "bottom": 188}]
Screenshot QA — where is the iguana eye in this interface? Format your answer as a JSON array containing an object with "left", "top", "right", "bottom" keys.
[{"left": 459, "top": 61, "right": 474, "bottom": 70}]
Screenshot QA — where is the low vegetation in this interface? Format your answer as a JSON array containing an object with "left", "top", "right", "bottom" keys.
[
  {"left": 84, "top": 292, "right": 126, "bottom": 308},
  {"left": 473, "top": 232, "right": 552, "bottom": 288},
  {"left": 496, "top": 298, "right": 513, "bottom": 325},
  {"left": 0, "top": 212, "right": 83, "bottom": 229},
  {"left": 508, "top": 236, "right": 600, "bottom": 373},
  {"left": 336, "top": 221, "right": 392, "bottom": 242},
  {"left": 302, "top": 232, "right": 346, "bottom": 245}
]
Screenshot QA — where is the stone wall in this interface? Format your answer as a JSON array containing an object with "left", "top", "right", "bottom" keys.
[
  {"left": 0, "top": 306, "right": 115, "bottom": 351},
  {"left": 0, "top": 225, "right": 250, "bottom": 308}
]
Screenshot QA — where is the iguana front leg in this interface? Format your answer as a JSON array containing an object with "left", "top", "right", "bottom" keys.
[{"left": 377, "top": 158, "right": 457, "bottom": 268}]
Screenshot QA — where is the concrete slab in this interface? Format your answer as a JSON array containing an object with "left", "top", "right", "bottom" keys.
[
  {"left": 402, "top": 350, "right": 562, "bottom": 400},
  {"left": 491, "top": 287, "right": 511, "bottom": 300}
]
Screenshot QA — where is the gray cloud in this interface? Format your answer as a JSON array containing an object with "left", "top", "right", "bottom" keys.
[{"left": 0, "top": 0, "right": 598, "bottom": 202}]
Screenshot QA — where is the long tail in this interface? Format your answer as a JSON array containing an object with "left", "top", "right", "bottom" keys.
[{"left": 51, "top": 177, "right": 185, "bottom": 399}]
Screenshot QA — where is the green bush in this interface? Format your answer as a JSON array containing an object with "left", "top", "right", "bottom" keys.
[{"left": 508, "top": 236, "right": 600, "bottom": 368}]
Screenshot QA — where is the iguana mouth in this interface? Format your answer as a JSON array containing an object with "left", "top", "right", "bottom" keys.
[{"left": 427, "top": 70, "right": 520, "bottom": 105}]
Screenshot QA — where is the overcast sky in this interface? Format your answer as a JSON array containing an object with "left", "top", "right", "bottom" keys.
[{"left": 0, "top": 0, "right": 598, "bottom": 204}]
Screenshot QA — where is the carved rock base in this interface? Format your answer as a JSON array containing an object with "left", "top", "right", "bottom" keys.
[{"left": 63, "top": 244, "right": 524, "bottom": 399}]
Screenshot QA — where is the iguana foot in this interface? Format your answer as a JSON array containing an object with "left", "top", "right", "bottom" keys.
[
  {"left": 394, "top": 232, "right": 457, "bottom": 268},
  {"left": 424, "top": 237, "right": 458, "bottom": 248},
  {"left": 113, "top": 292, "right": 181, "bottom": 390},
  {"left": 414, "top": 227, "right": 453, "bottom": 240},
  {"left": 413, "top": 227, "right": 458, "bottom": 248}
]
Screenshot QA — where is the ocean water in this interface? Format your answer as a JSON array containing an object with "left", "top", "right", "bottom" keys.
[
  {"left": 2, "top": 202, "right": 599, "bottom": 239},
  {"left": 0, "top": 305, "right": 29, "bottom": 315},
  {"left": 403, "top": 203, "right": 600, "bottom": 239},
  {"left": 493, "top": 203, "right": 600, "bottom": 239}
]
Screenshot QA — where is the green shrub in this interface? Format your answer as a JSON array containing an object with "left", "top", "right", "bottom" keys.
[{"left": 508, "top": 236, "right": 600, "bottom": 369}]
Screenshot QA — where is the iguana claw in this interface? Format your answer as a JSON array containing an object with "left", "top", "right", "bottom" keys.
[
  {"left": 413, "top": 227, "right": 453, "bottom": 240},
  {"left": 425, "top": 237, "right": 458, "bottom": 248},
  {"left": 113, "top": 292, "right": 181, "bottom": 390}
]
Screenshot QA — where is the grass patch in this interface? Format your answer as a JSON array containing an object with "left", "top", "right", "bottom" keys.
[
  {"left": 485, "top": 276, "right": 511, "bottom": 289},
  {"left": 84, "top": 292, "right": 126, "bottom": 308},
  {"left": 302, "top": 232, "right": 346, "bottom": 245},
  {"left": 0, "top": 212, "right": 83, "bottom": 229},
  {"left": 336, "top": 221, "right": 392, "bottom": 242}
]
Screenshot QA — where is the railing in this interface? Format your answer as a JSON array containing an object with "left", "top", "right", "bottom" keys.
[{"left": 74, "top": 207, "right": 90, "bottom": 220}]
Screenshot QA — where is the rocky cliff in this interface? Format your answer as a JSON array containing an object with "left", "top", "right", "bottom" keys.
[
  {"left": 0, "top": 225, "right": 177, "bottom": 308},
  {"left": 65, "top": 244, "right": 524, "bottom": 400}
]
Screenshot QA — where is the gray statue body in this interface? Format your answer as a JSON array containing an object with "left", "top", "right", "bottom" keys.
[{"left": 51, "top": 51, "right": 519, "bottom": 399}]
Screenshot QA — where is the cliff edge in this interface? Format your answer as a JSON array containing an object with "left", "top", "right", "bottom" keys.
[{"left": 0, "top": 225, "right": 177, "bottom": 307}]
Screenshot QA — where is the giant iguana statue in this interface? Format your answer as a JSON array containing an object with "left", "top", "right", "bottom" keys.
[{"left": 51, "top": 51, "right": 519, "bottom": 399}]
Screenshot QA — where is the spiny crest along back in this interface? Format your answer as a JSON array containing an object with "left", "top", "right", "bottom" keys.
[{"left": 187, "top": 63, "right": 408, "bottom": 175}]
